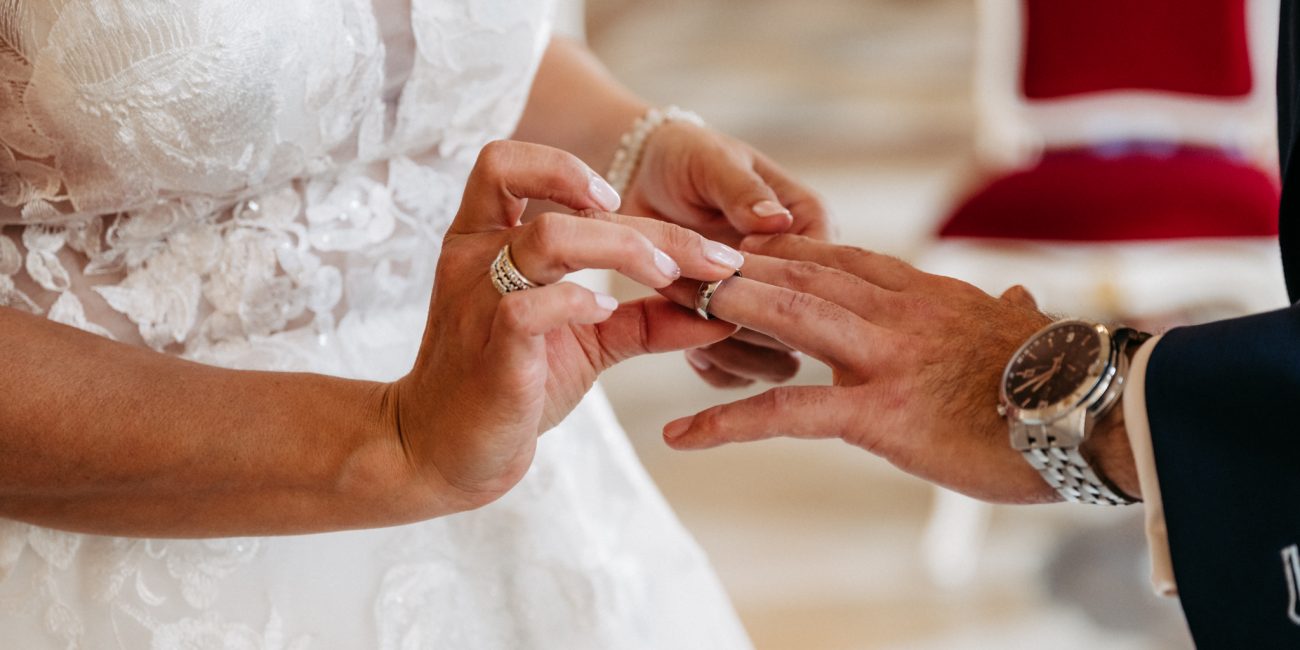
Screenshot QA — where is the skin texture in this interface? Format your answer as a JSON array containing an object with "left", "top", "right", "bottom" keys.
[
  {"left": 391, "top": 141, "right": 747, "bottom": 506},
  {"left": 1, "top": 33, "right": 827, "bottom": 536},
  {"left": 659, "top": 234, "right": 1142, "bottom": 505},
  {"left": 514, "top": 37, "right": 830, "bottom": 388},
  {"left": 0, "top": 141, "right": 743, "bottom": 537}
]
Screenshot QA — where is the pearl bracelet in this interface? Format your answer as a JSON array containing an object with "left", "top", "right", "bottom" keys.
[{"left": 605, "top": 106, "right": 706, "bottom": 196}]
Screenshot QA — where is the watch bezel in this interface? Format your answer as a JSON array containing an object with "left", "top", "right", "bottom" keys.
[{"left": 999, "top": 320, "right": 1115, "bottom": 426}]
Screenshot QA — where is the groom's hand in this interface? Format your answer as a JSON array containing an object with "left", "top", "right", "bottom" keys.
[{"left": 659, "top": 234, "right": 1140, "bottom": 504}]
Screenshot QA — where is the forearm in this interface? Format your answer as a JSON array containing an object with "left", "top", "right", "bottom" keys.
[
  {"left": 0, "top": 307, "right": 447, "bottom": 538},
  {"left": 513, "top": 37, "right": 648, "bottom": 173}
]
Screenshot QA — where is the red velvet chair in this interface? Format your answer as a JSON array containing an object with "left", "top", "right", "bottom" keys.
[
  {"left": 920, "top": 0, "right": 1285, "bottom": 326},
  {"left": 918, "top": 0, "right": 1287, "bottom": 589}
]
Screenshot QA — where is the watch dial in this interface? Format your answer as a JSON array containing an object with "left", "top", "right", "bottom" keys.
[{"left": 1004, "top": 322, "right": 1102, "bottom": 410}]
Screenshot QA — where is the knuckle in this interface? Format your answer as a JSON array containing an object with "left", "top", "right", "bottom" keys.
[
  {"left": 833, "top": 245, "right": 872, "bottom": 268},
  {"left": 496, "top": 293, "right": 534, "bottom": 333},
  {"left": 774, "top": 289, "right": 816, "bottom": 318},
  {"left": 781, "top": 260, "right": 824, "bottom": 290},
  {"left": 693, "top": 407, "right": 724, "bottom": 433},
  {"left": 759, "top": 388, "right": 787, "bottom": 413},
  {"left": 563, "top": 284, "right": 592, "bottom": 312},
  {"left": 474, "top": 140, "right": 514, "bottom": 180},
  {"left": 525, "top": 213, "right": 568, "bottom": 260},
  {"left": 574, "top": 208, "right": 615, "bottom": 222},
  {"left": 661, "top": 222, "right": 700, "bottom": 254}
]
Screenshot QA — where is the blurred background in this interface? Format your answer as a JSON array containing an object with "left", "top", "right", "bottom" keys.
[{"left": 575, "top": 1, "right": 1287, "bottom": 648}]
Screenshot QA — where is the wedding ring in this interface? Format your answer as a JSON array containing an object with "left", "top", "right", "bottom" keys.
[
  {"left": 695, "top": 271, "right": 741, "bottom": 320},
  {"left": 489, "top": 244, "right": 540, "bottom": 295}
]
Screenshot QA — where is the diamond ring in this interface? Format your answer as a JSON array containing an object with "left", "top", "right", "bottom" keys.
[{"left": 489, "top": 244, "right": 540, "bottom": 295}]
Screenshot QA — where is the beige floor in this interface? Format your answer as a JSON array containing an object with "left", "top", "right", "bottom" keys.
[{"left": 587, "top": 1, "right": 1194, "bottom": 648}]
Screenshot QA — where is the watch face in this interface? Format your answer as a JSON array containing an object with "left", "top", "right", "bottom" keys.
[{"left": 1003, "top": 321, "right": 1105, "bottom": 412}]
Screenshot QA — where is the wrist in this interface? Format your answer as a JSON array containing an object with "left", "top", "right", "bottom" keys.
[
  {"left": 1078, "top": 326, "right": 1148, "bottom": 501},
  {"left": 1081, "top": 404, "right": 1143, "bottom": 501},
  {"left": 606, "top": 106, "right": 706, "bottom": 197},
  {"left": 388, "top": 371, "right": 531, "bottom": 516},
  {"left": 330, "top": 379, "right": 478, "bottom": 527}
]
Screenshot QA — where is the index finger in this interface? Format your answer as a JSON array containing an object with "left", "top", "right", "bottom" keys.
[
  {"left": 753, "top": 153, "right": 833, "bottom": 241},
  {"left": 740, "top": 233, "right": 917, "bottom": 291},
  {"left": 448, "top": 141, "right": 621, "bottom": 235}
]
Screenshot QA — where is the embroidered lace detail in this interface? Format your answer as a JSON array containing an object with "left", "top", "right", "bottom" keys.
[
  {"left": 0, "top": 0, "right": 555, "bottom": 647},
  {"left": 0, "top": 0, "right": 547, "bottom": 352}
]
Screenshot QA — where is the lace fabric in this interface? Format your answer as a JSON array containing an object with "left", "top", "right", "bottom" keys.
[
  {"left": 0, "top": 0, "right": 538, "bottom": 353},
  {"left": 0, "top": 1, "right": 752, "bottom": 647}
]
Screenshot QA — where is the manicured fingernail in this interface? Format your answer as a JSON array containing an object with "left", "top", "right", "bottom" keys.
[
  {"left": 588, "top": 171, "right": 621, "bottom": 211},
  {"left": 664, "top": 417, "right": 694, "bottom": 439},
  {"left": 685, "top": 349, "right": 712, "bottom": 371},
  {"left": 653, "top": 248, "right": 681, "bottom": 280},
  {"left": 703, "top": 240, "right": 744, "bottom": 269},
  {"left": 594, "top": 292, "right": 619, "bottom": 311},
  {"left": 752, "top": 200, "right": 790, "bottom": 218}
]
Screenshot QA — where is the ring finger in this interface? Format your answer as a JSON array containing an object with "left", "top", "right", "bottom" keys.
[{"left": 662, "top": 276, "right": 882, "bottom": 370}]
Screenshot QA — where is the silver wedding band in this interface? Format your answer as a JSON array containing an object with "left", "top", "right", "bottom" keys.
[
  {"left": 695, "top": 271, "right": 741, "bottom": 320},
  {"left": 490, "top": 244, "right": 541, "bottom": 295}
]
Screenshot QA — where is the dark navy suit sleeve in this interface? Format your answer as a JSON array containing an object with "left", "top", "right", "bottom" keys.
[
  {"left": 1144, "top": 5, "right": 1300, "bottom": 644},
  {"left": 1145, "top": 307, "right": 1300, "bottom": 648}
]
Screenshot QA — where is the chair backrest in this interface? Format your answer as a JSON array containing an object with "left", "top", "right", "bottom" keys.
[{"left": 974, "top": 0, "right": 1279, "bottom": 168}]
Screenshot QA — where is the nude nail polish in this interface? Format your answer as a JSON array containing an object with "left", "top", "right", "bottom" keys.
[
  {"left": 703, "top": 241, "right": 744, "bottom": 269},
  {"left": 653, "top": 248, "right": 681, "bottom": 280},
  {"left": 588, "top": 171, "right": 621, "bottom": 211},
  {"left": 752, "top": 199, "right": 790, "bottom": 218},
  {"left": 594, "top": 292, "right": 619, "bottom": 311}
]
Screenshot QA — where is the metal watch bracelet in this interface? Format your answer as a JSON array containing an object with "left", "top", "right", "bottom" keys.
[
  {"left": 1019, "top": 435, "right": 1135, "bottom": 506},
  {"left": 1016, "top": 326, "right": 1149, "bottom": 506}
]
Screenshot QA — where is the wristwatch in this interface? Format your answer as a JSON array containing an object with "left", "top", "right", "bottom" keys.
[{"left": 998, "top": 320, "right": 1149, "bottom": 505}]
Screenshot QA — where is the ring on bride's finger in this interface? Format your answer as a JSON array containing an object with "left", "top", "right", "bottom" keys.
[
  {"left": 695, "top": 271, "right": 741, "bottom": 320},
  {"left": 489, "top": 244, "right": 541, "bottom": 295}
]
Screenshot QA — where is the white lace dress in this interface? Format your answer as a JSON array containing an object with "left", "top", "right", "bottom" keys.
[{"left": 0, "top": 1, "right": 752, "bottom": 647}]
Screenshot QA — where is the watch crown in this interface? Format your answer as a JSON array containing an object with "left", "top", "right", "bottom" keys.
[{"left": 996, "top": 403, "right": 1007, "bottom": 417}]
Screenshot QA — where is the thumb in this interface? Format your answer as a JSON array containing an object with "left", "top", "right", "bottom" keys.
[
  {"left": 701, "top": 157, "right": 795, "bottom": 235},
  {"left": 593, "top": 296, "right": 736, "bottom": 367}
]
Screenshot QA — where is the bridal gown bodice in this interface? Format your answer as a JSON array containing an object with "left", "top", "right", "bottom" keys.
[{"left": 0, "top": 1, "right": 751, "bottom": 648}]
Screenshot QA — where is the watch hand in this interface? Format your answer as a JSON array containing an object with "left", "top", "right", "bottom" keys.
[{"left": 1014, "top": 370, "right": 1055, "bottom": 395}]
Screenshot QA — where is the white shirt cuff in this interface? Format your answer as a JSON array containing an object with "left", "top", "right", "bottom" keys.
[{"left": 1122, "top": 334, "right": 1178, "bottom": 597}]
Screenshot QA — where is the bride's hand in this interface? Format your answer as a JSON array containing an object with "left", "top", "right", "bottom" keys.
[
  {"left": 623, "top": 120, "right": 830, "bottom": 388},
  {"left": 390, "top": 141, "right": 742, "bottom": 509},
  {"left": 623, "top": 122, "right": 831, "bottom": 243}
]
